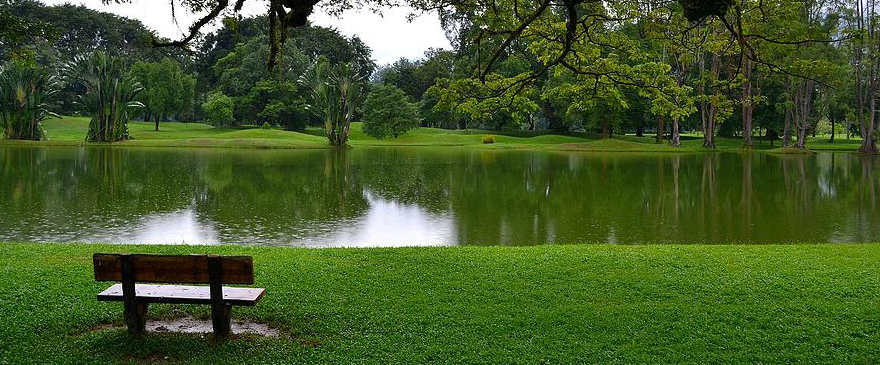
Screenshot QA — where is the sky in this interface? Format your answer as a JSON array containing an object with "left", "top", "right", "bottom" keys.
[{"left": 38, "top": 0, "right": 452, "bottom": 65}]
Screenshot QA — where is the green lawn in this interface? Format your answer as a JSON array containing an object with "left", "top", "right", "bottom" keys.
[
  {"left": 0, "top": 116, "right": 866, "bottom": 152},
  {"left": 1, "top": 242, "right": 878, "bottom": 364}
]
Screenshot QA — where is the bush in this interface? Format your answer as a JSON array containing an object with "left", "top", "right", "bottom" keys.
[
  {"left": 63, "top": 52, "right": 143, "bottom": 142},
  {"left": 261, "top": 122, "right": 272, "bottom": 130},
  {"left": 0, "top": 61, "right": 58, "bottom": 141},
  {"left": 258, "top": 100, "right": 308, "bottom": 131},
  {"left": 482, "top": 135, "right": 496, "bottom": 144}
]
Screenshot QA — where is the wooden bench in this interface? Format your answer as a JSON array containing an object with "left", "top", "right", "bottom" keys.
[{"left": 93, "top": 253, "right": 266, "bottom": 339}]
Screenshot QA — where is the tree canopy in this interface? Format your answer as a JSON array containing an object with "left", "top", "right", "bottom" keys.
[{"left": 4, "top": 0, "right": 880, "bottom": 152}]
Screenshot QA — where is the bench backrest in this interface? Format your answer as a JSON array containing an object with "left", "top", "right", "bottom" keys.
[{"left": 93, "top": 254, "right": 255, "bottom": 284}]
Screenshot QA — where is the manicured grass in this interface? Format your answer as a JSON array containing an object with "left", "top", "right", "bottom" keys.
[
  {"left": 1, "top": 115, "right": 867, "bottom": 152},
  {"left": 1, "top": 242, "right": 879, "bottom": 364}
]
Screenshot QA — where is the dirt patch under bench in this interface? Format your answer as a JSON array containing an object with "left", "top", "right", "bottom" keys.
[{"left": 88, "top": 317, "right": 282, "bottom": 338}]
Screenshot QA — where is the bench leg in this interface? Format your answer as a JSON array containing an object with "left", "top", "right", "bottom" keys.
[
  {"left": 211, "top": 303, "right": 231, "bottom": 340},
  {"left": 124, "top": 302, "right": 149, "bottom": 337}
]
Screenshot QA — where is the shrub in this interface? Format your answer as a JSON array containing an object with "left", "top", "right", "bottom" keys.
[
  {"left": 299, "top": 58, "right": 365, "bottom": 146},
  {"left": 261, "top": 122, "right": 272, "bottom": 130},
  {"left": 258, "top": 100, "right": 308, "bottom": 131},
  {"left": 482, "top": 135, "right": 496, "bottom": 144},
  {"left": 63, "top": 52, "right": 143, "bottom": 142},
  {"left": 0, "top": 61, "right": 58, "bottom": 141}
]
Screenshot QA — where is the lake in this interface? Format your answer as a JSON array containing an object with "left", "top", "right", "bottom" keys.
[{"left": 2, "top": 145, "right": 879, "bottom": 246}]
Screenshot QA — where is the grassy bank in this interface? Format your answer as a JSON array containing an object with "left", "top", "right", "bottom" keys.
[
  {"left": 0, "top": 116, "right": 864, "bottom": 152},
  {"left": 1, "top": 242, "right": 878, "bottom": 364}
]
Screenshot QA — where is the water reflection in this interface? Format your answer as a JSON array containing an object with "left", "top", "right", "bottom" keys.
[{"left": 1, "top": 146, "right": 879, "bottom": 246}]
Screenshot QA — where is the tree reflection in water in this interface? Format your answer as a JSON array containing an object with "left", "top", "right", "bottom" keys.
[{"left": 2, "top": 146, "right": 879, "bottom": 246}]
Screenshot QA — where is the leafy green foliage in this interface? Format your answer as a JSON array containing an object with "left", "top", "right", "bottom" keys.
[
  {"left": 5, "top": 0, "right": 869, "bottom": 153},
  {"left": 299, "top": 59, "right": 366, "bottom": 146},
  {"left": 430, "top": 74, "right": 538, "bottom": 130},
  {"left": 374, "top": 50, "right": 455, "bottom": 101},
  {"left": 0, "top": 2, "right": 58, "bottom": 61},
  {"left": 482, "top": 135, "right": 495, "bottom": 144},
  {"left": 131, "top": 58, "right": 196, "bottom": 125},
  {"left": 0, "top": 60, "right": 58, "bottom": 140},
  {"left": 362, "top": 84, "right": 420, "bottom": 139},
  {"left": 201, "top": 92, "right": 235, "bottom": 127},
  {"left": 212, "top": 36, "right": 311, "bottom": 130},
  {"left": 62, "top": 52, "right": 143, "bottom": 142}
]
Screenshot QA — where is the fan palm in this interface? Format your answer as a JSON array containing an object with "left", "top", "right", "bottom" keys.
[
  {"left": 63, "top": 52, "right": 143, "bottom": 142},
  {"left": 299, "top": 59, "right": 365, "bottom": 147},
  {"left": 0, "top": 61, "right": 58, "bottom": 141}
]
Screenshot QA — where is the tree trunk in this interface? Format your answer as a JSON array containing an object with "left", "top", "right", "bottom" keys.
[
  {"left": 793, "top": 80, "right": 814, "bottom": 150},
  {"left": 862, "top": 95, "right": 878, "bottom": 153},
  {"left": 702, "top": 53, "right": 720, "bottom": 149},
  {"left": 542, "top": 101, "right": 566, "bottom": 133},
  {"left": 671, "top": 117, "right": 680, "bottom": 147},
  {"left": 783, "top": 103, "right": 792, "bottom": 148},
  {"left": 828, "top": 114, "right": 835, "bottom": 143},
  {"left": 741, "top": 57, "right": 754, "bottom": 148},
  {"left": 858, "top": 83, "right": 878, "bottom": 153},
  {"left": 656, "top": 115, "right": 665, "bottom": 144},
  {"left": 636, "top": 125, "right": 644, "bottom": 137}
]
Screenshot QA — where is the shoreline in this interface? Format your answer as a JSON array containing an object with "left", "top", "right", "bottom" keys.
[
  {"left": 0, "top": 136, "right": 861, "bottom": 153},
  {"left": 0, "top": 116, "right": 865, "bottom": 153}
]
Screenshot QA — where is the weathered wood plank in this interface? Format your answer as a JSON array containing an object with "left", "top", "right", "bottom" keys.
[
  {"left": 93, "top": 254, "right": 254, "bottom": 284},
  {"left": 97, "top": 284, "right": 266, "bottom": 306}
]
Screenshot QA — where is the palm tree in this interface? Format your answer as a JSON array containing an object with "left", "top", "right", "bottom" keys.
[
  {"left": 299, "top": 58, "right": 365, "bottom": 147},
  {"left": 63, "top": 52, "right": 143, "bottom": 142},
  {"left": 0, "top": 61, "right": 58, "bottom": 141}
]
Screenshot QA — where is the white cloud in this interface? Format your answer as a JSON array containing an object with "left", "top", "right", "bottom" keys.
[{"left": 38, "top": 0, "right": 451, "bottom": 65}]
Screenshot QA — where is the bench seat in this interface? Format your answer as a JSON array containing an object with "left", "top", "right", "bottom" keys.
[{"left": 98, "top": 283, "right": 265, "bottom": 306}]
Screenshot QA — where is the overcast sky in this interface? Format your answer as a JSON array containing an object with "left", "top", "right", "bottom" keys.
[{"left": 38, "top": 0, "right": 452, "bottom": 65}]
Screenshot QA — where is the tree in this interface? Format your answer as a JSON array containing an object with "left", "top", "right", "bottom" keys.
[
  {"left": 0, "top": 1, "right": 57, "bottom": 61},
  {"left": 0, "top": 60, "right": 58, "bottom": 140},
  {"left": 202, "top": 91, "right": 235, "bottom": 127},
  {"left": 299, "top": 59, "right": 365, "bottom": 147},
  {"left": 213, "top": 35, "right": 309, "bottom": 128},
  {"left": 842, "top": 0, "right": 880, "bottom": 153},
  {"left": 362, "top": 84, "right": 421, "bottom": 139},
  {"left": 63, "top": 52, "right": 143, "bottom": 142},
  {"left": 6, "top": 1, "right": 188, "bottom": 115},
  {"left": 131, "top": 58, "right": 196, "bottom": 129}
]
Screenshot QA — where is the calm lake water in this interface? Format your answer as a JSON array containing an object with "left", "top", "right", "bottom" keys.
[{"left": 2, "top": 145, "right": 879, "bottom": 246}]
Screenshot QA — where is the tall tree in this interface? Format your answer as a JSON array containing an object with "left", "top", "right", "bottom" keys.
[
  {"left": 131, "top": 58, "right": 196, "bottom": 129},
  {"left": 844, "top": 0, "right": 880, "bottom": 153}
]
